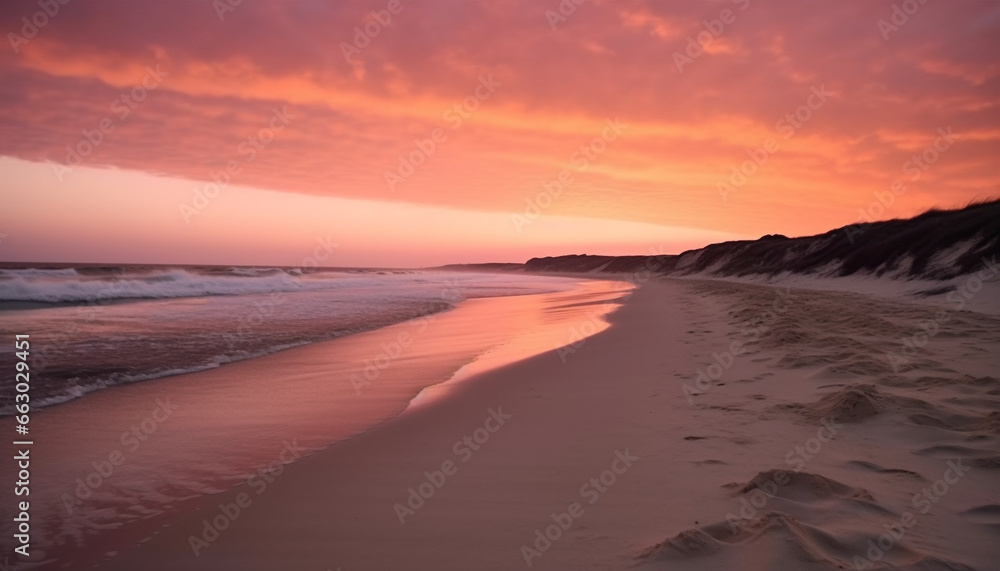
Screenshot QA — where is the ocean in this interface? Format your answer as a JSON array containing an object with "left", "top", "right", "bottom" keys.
[
  {"left": 0, "top": 265, "right": 631, "bottom": 566},
  {"left": 0, "top": 266, "right": 580, "bottom": 415}
]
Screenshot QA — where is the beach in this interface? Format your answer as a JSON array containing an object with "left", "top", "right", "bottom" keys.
[
  {"left": 76, "top": 276, "right": 1000, "bottom": 571},
  {"left": 0, "top": 274, "right": 634, "bottom": 569}
]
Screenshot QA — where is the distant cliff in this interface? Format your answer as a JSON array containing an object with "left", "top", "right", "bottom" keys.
[{"left": 522, "top": 199, "right": 999, "bottom": 280}]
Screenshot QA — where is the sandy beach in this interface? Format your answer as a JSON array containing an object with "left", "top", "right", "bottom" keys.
[
  {"left": 0, "top": 277, "right": 633, "bottom": 569},
  {"left": 82, "top": 277, "right": 1000, "bottom": 571}
]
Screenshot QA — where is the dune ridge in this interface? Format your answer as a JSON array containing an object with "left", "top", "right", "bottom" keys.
[{"left": 519, "top": 199, "right": 999, "bottom": 281}]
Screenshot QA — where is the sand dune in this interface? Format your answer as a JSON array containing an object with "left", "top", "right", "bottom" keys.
[{"left": 519, "top": 199, "right": 999, "bottom": 284}]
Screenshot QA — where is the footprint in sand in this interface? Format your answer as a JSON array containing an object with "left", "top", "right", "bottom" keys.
[
  {"left": 960, "top": 505, "right": 1000, "bottom": 530},
  {"left": 636, "top": 470, "right": 973, "bottom": 571},
  {"left": 912, "top": 444, "right": 997, "bottom": 458},
  {"left": 844, "top": 460, "right": 925, "bottom": 481}
]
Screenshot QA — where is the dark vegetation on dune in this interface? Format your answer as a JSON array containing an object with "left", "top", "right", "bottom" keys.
[{"left": 508, "top": 199, "right": 1000, "bottom": 280}]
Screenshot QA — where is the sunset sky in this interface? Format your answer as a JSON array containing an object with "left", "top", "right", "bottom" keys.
[{"left": 1, "top": 0, "right": 998, "bottom": 267}]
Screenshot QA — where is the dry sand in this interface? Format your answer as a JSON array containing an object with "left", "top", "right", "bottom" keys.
[{"left": 91, "top": 277, "right": 1000, "bottom": 571}]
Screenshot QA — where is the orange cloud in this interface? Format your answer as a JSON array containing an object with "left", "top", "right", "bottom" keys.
[{"left": 0, "top": 0, "right": 998, "bottom": 264}]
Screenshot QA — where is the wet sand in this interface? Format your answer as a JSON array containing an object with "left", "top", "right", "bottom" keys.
[{"left": 0, "top": 278, "right": 633, "bottom": 569}]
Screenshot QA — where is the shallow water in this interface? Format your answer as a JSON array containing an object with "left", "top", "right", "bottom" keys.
[{"left": 0, "top": 268, "right": 582, "bottom": 413}]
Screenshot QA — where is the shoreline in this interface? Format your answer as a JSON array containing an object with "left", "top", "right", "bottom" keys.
[
  {"left": 0, "top": 277, "right": 632, "bottom": 569},
  {"left": 90, "top": 277, "right": 1000, "bottom": 571},
  {"left": 0, "top": 271, "right": 593, "bottom": 418}
]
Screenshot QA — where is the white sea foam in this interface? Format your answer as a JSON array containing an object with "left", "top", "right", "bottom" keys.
[{"left": 0, "top": 268, "right": 336, "bottom": 303}]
